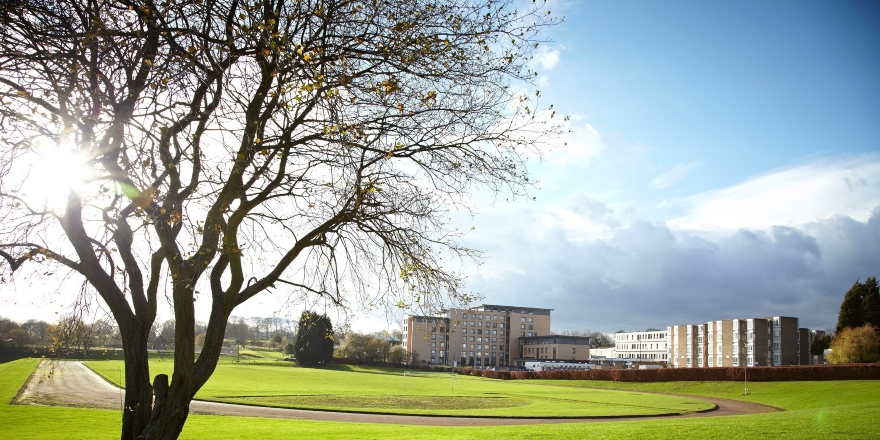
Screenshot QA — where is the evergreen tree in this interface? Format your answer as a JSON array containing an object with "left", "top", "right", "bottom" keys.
[
  {"left": 863, "top": 277, "right": 880, "bottom": 328},
  {"left": 810, "top": 333, "right": 833, "bottom": 356},
  {"left": 293, "top": 312, "right": 334, "bottom": 367},
  {"left": 837, "top": 280, "right": 868, "bottom": 334}
]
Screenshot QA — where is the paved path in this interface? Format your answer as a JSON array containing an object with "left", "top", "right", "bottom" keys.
[{"left": 13, "top": 361, "right": 780, "bottom": 426}]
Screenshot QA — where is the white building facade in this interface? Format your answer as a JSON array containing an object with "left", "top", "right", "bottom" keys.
[{"left": 614, "top": 330, "right": 669, "bottom": 362}]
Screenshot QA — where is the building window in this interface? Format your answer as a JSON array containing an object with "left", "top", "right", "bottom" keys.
[
  {"left": 521, "top": 324, "right": 526, "bottom": 330},
  {"left": 521, "top": 317, "right": 526, "bottom": 322},
  {"left": 528, "top": 318, "right": 533, "bottom": 323}
]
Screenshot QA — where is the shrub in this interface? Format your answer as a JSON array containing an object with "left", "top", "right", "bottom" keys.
[{"left": 828, "top": 325, "right": 880, "bottom": 364}]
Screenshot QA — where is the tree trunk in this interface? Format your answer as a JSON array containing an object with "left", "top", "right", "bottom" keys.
[
  {"left": 120, "top": 324, "right": 153, "bottom": 440},
  {"left": 136, "top": 392, "right": 190, "bottom": 440}
]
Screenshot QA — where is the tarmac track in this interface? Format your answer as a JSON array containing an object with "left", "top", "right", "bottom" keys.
[{"left": 13, "top": 360, "right": 780, "bottom": 426}]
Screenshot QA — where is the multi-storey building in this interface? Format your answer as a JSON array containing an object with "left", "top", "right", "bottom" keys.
[
  {"left": 403, "top": 304, "right": 552, "bottom": 367},
  {"left": 668, "top": 324, "right": 704, "bottom": 368},
  {"left": 614, "top": 331, "right": 669, "bottom": 361},
  {"left": 668, "top": 316, "right": 817, "bottom": 368}
]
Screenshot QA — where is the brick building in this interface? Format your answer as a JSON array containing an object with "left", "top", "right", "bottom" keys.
[{"left": 403, "top": 304, "right": 555, "bottom": 367}]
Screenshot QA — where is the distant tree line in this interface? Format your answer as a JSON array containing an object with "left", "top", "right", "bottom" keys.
[
  {"left": 553, "top": 330, "right": 615, "bottom": 348},
  {"left": 0, "top": 313, "right": 299, "bottom": 356},
  {"left": 334, "top": 328, "right": 407, "bottom": 364}
]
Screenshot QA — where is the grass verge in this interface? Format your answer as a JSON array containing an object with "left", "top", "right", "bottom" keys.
[
  {"left": 3, "top": 358, "right": 879, "bottom": 439},
  {"left": 85, "top": 359, "right": 709, "bottom": 417}
]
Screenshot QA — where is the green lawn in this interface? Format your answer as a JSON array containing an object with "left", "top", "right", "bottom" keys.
[
  {"left": 2, "top": 358, "right": 879, "bottom": 439},
  {"left": 85, "top": 359, "right": 709, "bottom": 417}
]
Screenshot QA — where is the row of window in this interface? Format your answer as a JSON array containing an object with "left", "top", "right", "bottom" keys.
[
  {"left": 462, "top": 329, "right": 504, "bottom": 336},
  {"left": 462, "top": 313, "right": 500, "bottom": 321},
  {"left": 461, "top": 336, "right": 505, "bottom": 344},
  {"left": 462, "top": 321, "right": 504, "bottom": 328},
  {"left": 462, "top": 343, "right": 503, "bottom": 351}
]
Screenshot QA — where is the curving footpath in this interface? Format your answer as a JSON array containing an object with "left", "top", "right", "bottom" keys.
[{"left": 13, "top": 360, "right": 779, "bottom": 426}]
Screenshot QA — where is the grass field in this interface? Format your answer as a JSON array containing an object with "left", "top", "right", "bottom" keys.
[
  {"left": 3, "top": 358, "right": 880, "bottom": 439},
  {"left": 85, "top": 358, "right": 710, "bottom": 417}
]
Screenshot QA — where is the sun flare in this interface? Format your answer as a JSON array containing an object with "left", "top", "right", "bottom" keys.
[{"left": 20, "top": 145, "right": 93, "bottom": 212}]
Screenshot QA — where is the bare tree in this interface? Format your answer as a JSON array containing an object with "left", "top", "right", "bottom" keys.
[
  {"left": 0, "top": 0, "right": 559, "bottom": 438},
  {"left": 555, "top": 329, "right": 615, "bottom": 348}
]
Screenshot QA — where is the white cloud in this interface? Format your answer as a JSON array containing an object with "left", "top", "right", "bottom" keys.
[
  {"left": 544, "top": 121, "right": 605, "bottom": 166},
  {"left": 668, "top": 154, "right": 880, "bottom": 231},
  {"left": 533, "top": 46, "right": 561, "bottom": 71},
  {"left": 649, "top": 161, "right": 702, "bottom": 190}
]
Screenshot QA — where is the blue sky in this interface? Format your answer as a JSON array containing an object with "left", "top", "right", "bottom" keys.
[
  {"left": 454, "top": 0, "right": 880, "bottom": 334},
  {"left": 3, "top": 1, "right": 878, "bottom": 336}
]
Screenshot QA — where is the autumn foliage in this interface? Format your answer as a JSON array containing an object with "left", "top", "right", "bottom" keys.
[{"left": 828, "top": 324, "right": 880, "bottom": 364}]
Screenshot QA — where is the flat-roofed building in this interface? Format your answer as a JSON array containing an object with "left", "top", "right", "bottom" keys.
[
  {"left": 669, "top": 316, "right": 810, "bottom": 368},
  {"left": 518, "top": 335, "right": 592, "bottom": 362},
  {"left": 614, "top": 330, "right": 669, "bottom": 362},
  {"left": 403, "top": 304, "right": 552, "bottom": 367},
  {"left": 667, "top": 324, "right": 705, "bottom": 368}
]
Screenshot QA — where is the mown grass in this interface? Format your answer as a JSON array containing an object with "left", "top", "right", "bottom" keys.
[
  {"left": 3, "top": 358, "right": 879, "bottom": 439},
  {"left": 538, "top": 378, "right": 880, "bottom": 411},
  {"left": 85, "top": 358, "right": 709, "bottom": 416}
]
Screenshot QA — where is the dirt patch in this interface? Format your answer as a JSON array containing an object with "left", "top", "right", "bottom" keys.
[{"left": 13, "top": 360, "right": 781, "bottom": 426}]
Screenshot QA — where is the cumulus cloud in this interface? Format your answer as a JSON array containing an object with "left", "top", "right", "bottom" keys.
[
  {"left": 465, "top": 196, "right": 880, "bottom": 335},
  {"left": 668, "top": 154, "right": 880, "bottom": 231},
  {"left": 649, "top": 161, "right": 702, "bottom": 190},
  {"left": 532, "top": 45, "right": 561, "bottom": 71}
]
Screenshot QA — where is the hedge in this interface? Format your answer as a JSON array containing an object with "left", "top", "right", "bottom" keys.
[{"left": 499, "top": 364, "right": 880, "bottom": 382}]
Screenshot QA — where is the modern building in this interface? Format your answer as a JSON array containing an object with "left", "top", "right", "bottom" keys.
[
  {"left": 668, "top": 316, "right": 817, "bottom": 368},
  {"left": 403, "top": 304, "right": 553, "bottom": 367},
  {"left": 519, "top": 335, "right": 592, "bottom": 362},
  {"left": 590, "top": 347, "right": 617, "bottom": 358},
  {"left": 614, "top": 330, "right": 669, "bottom": 362}
]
